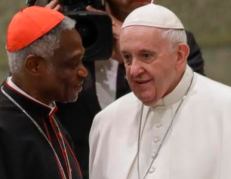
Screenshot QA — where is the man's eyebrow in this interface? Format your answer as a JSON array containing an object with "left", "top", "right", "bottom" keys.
[
  {"left": 139, "top": 48, "right": 156, "bottom": 53},
  {"left": 121, "top": 50, "right": 128, "bottom": 54},
  {"left": 68, "top": 50, "right": 84, "bottom": 61}
]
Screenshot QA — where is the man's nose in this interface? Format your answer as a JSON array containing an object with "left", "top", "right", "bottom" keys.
[
  {"left": 77, "top": 64, "right": 88, "bottom": 78},
  {"left": 129, "top": 59, "right": 144, "bottom": 77}
]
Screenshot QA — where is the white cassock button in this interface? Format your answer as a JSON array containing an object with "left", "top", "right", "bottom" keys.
[
  {"left": 156, "top": 123, "right": 162, "bottom": 128},
  {"left": 151, "top": 153, "right": 156, "bottom": 159},
  {"left": 154, "top": 138, "right": 159, "bottom": 143},
  {"left": 149, "top": 167, "right": 156, "bottom": 174},
  {"left": 156, "top": 109, "right": 163, "bottom": 113}
]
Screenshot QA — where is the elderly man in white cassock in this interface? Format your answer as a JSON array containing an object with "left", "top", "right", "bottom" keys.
[{"left": 89, "top": 2, "right": 231, "bottom": 179}]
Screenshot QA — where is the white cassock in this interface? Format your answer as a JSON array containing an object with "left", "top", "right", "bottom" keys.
[{"left": 89, "top": 65, "right": 231, "bottom": 179}]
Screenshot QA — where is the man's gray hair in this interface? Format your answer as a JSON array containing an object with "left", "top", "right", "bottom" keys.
[
  {"left": 7, "top": 16, "right": 76, "bottom": 73},
  {"left": 160, "top": 29, "right": 187, "bottom": 51}
]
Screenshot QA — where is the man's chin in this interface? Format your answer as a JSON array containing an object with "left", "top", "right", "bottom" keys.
[
  {"left": 132, "top": 1, "right": 149, "bottom": 8},
  {"left": 137, "top": 95, "right": 157, "bottom": 106},
  {"left": 142, "top": 100, "right": 157, "bottom": 106},
  {"left": 59, "top": 95, "right": 79, "bottom": 104}
]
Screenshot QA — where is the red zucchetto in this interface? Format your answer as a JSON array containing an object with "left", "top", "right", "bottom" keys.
[{"left": 7, "top": 6, "right": 64, "bottom": 52}]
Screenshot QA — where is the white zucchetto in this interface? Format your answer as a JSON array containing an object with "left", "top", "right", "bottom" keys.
[{"left": 122, "top": 3, "right": 184, "bottom": 30}]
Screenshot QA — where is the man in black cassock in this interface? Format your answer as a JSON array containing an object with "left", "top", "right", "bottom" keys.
[{"left": 0, "top": 6, "right": 87, "bottom": 179}]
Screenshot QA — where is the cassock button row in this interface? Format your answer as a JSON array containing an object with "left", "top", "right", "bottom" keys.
[
  {"left": 151, "top": 153, "right": 156, "bottom": 159},
  {"left": 156, "top": 109, "right": 163, "bottom": 113},
  {"left": 58, "top": 132, "right": 62, "bottom": 138},
  {"left": 156, "top": 124, "right": 162, "bottom": 128},
  {"left": 149, "top": 167, "right": 156, "bottom": 174},
  {"left": 63, "top": 149, "right": 67, "bottom": 155},
  {"left": 154, "top": 138, "right": 160, "bottom": 143}
]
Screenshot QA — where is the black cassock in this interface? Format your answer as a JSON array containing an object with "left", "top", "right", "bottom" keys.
[{"left": 0, "top": 81, "right": 82, "bottom": 179}]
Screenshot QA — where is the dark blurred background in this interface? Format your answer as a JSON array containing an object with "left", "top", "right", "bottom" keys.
[{"left": 0, "top": 0, "right": 231, "bottom": 86}]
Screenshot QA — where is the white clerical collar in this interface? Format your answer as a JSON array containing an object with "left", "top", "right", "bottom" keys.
[
  {"left": 7, "top": 77, "right": 56, "bottom": 112},
  {"left": 154, "top": 65, "right": 194, "bottom": 107}
]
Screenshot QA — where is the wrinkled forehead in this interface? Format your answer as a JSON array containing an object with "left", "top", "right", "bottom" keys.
[{"left": 119, "top": 26, "right": 166, "bottom": 52}]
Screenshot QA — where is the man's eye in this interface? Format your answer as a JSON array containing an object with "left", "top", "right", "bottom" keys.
[
  {"left": 123, "top": 54, "right": 132, "bottom": 64},
  {"left": 66, "top": 60, "right": 80, "bottom": 69},
  {"left": 123, "top": 54, "right": 130, "bottom": 60},
  {"left": 142, "top": 53, "right": 152, "bottom": 59}
]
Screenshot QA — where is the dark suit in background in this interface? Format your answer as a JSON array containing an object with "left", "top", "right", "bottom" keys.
[{"left": 56, "top": 31, "right": 205, "bottom": 179}]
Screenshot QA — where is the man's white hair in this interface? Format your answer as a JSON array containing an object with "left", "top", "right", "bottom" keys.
[
  {"left": 7, "top": 16, "right": 76, "bottom": 73},
  {"left": 160, "top": 29, "right": 187, "bottom": 51}
]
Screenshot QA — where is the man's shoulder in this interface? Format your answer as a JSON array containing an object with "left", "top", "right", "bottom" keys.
[
  {"left": 93, "top": 92, "right": 140, "bottom": 124},
  {"left": 196, "top": 74, "right": 231, "bottom": 91},
  {"left": 194, "top": 73, "right": 231, "bottom": 100},
  {"left": 0, "top": 91, "right": 23, "bottom": 127},
  {"left": 103, "top": 92, "right": 139, "bottom": 111}
]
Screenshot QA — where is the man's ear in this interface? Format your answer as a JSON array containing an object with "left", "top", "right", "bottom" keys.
[
  {"left": 176, "top": 43, "right": 190, "bottom": 71},
  {"left": 24, "top": 54, "right": 45, "bottom": 76}
]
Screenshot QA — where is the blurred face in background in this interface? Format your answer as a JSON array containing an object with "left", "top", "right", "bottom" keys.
[{"left": 106, "top": 0, "right": 154, "bottom": 21}]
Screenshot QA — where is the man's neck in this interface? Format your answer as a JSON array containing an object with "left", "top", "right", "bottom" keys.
[{"left": 11, "top": 76, "right": 53, "bottom": 106}]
